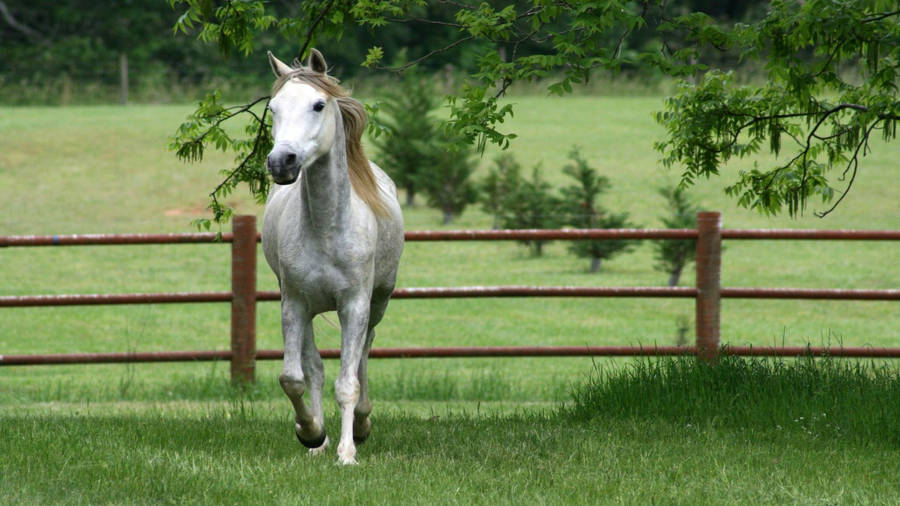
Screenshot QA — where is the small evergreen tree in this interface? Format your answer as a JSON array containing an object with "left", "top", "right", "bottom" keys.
[
  {"left": 479, "top": 153, "right": 522, "bottom": 229},
  {"left": 503, "top": 165, "right": 561, "bottom": 256},
  {"left": 653, "top": 185, "right": 700, "bottom": 286},
  {"left": 560, "top": 148, "right": 639, "bottom": 273},
  {"left": 417, "top": 130, "right": 478, "bottom": 224},
  {"left": 479, "top": 153, "right": 560, "bottom": 256},
  {"left": 370, "top": 68, "right": 439, "bottom": 207}
]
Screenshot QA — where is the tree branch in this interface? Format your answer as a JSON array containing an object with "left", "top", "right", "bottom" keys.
[
  {"left": 815, "top": 120, "right": 880, "bottom": 217},
  {"left": 179, "top": 95, "right": 270, "bottom": 159},
  {"left": 377, "top": 35, "right": 475, "bottom": 72},
  {"left": 861, "top": 10, "right": 900, "bottom": 23},
  {"left": 436, "top": 0, "right": 478, "bottom": 12},
  {"left": 613, "top": 2, "right": 650, "bottom": 60},
  {"left": 387, "top": 17, "right": 463, "bottom": 27},
  {"left": 211, "top": 114, "right": 269, "bottom": 198},
  {"left": 296, "top": 0, "right": 336, "bottom": 63},
  {"left": 0, "top": 0, "right": 43, "bottom": 42}
]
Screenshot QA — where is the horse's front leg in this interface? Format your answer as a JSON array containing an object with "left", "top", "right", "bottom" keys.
[
  {"left": 279, "top": 297, "right": 327, "bottom": 452},
  {"left": 334, "top": 297, "right": 371, "bottom": 465}
]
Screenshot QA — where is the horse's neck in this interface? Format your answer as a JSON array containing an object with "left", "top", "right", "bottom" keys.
[{"left": 300, "top": 131, "right": 351, "bottom": 234}]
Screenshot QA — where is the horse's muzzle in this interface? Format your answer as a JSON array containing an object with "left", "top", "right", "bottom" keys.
[{"left": 267, "top": 148, "right": 301, "bottom": 184}]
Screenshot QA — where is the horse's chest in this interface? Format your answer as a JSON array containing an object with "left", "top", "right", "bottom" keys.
[
  {"left": 277, "top": 236, "right": 363, "bottom": 308},
  {"left": 291, "top": 261, "right": 340, "bottom": 292},
  {"left": 283, "top": 242, "right": 344, "bottom": 289}
]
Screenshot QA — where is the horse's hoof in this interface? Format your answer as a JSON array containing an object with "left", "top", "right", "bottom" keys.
[
  {"left": 296, "top": 430, "right": 327, "bottom": 449},
  {"left": 309, "top": 436, "right": 330, "bottom": 456},
  {"left": 338, "top": 456, "right": 358, "bottom": 466}
]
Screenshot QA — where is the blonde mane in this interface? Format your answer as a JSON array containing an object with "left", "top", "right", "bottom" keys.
[{"left": 272, "top": 69, "right": 388, "bottom": 218}]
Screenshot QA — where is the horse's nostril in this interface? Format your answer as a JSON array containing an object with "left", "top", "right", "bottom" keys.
[{"left": 285, "top": 153, "right": 297, "bottom": 166}]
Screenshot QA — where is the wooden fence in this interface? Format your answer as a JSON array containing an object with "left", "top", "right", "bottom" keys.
[{"left": 1, "top": 212, "right": 898, "bottom": 382}]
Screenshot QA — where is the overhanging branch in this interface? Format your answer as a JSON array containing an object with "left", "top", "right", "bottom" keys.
[
  {"left": 296, "top": 0, "right": 336, "bottom": 63},
  {"left": 0, "top": 0, "right": 43, "bottom": 43},
  {"left": 815, "top": 120, "right": 881, "bottom": 217},
  {"left": 176, "top": 95, "right": 270, "bottom": 162}
]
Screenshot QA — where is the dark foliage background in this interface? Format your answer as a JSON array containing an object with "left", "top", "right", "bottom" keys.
[{"left": 0, "top": 0, "right": 768, "bottom": 104}]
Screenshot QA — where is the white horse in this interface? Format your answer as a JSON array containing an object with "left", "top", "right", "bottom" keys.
[{"left": 262, "top": 49, "right": 404, "bottom": 465}]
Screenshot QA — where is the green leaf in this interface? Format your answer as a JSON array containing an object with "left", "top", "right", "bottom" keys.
[{"left": 362, "top": 46, "right": 384, "bottom": 68}]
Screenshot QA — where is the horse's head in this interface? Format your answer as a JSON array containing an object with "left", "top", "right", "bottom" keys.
[{"left": 265, "top": 49, "right": 338, "bottom": 185}]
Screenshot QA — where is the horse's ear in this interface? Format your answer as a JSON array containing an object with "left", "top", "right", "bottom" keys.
[
  {"left": 268, "top": 51, "right": 293, "bottom": 77},
  {"left": 308, "top": 48, "right": 327, "bottom": 74}
]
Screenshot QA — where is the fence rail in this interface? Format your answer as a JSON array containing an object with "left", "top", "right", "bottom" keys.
[
  {"left": 4, "top": 228, "right": 900, "bottom": 247},
  {"left": 4, "top": 286, "right": 899, "bottom": 308},
  {"left": 5, "top": 345, "right": 900, "bottom": 367},
  {"left": 2, "top": 212, "right": 898, "bottom": 381}
]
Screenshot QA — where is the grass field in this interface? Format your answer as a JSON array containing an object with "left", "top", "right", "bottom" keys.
[
  {"left": 2, "top": 357, "right": 898, "bottom": 504},
  {"left": 1, "top": 96, "right": 898, "bottom": 503}
]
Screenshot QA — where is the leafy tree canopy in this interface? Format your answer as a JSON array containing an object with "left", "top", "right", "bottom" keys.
[
  {"left": 168, "top": 0, "right": 900, "bottom": 223},
  {"left": 656, "top": 0, "right": 900, "bottom": 217}
]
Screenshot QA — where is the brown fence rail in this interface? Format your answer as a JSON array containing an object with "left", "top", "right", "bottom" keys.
[
  {"left": 4, "top": 228, "right": 900, "bottom": 247},
  {"left": 2, "top": 213, "right": 898, "bottom": 381},
  {"left": 5, "top": 345, "right": 900, "bottom": 367},
  {"left": 4, "top": 286, "right": 899, "bottom": 308}
]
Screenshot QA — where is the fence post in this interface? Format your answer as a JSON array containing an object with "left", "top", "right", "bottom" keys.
[
  {"left": 695, "top": 211, "right": 722, "bottom": 362},
  {"left": 231, "top": 215, "right": 257, "bottom": 383}
]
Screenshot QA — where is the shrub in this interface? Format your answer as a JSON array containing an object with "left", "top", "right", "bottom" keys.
[
  {"left": 370, "top": 69, "right": 440, "bottom": 207},
  {"left": 479, "top": 153, "right": 561, "bottom": 255},
  {"left": 416, "top": 129, "right": 479, "bottom": 224}
]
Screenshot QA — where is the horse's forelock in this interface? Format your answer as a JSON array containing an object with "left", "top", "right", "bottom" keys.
[{"left": 271, "top": 69, "right": 343, "bottom": 98}]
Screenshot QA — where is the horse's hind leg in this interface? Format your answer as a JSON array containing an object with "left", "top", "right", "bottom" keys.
[
  {"left": 279, "top": 299, "right": 327, "bottom": 451},
  {"left": 352, "top": 327, "right": 376, "bottom": 444},
  {"left": 300, "top": 320, "right": 328, "bottom": 453},
  {"left": 353, "top": 293, "right": 390, "bottom": 445}
]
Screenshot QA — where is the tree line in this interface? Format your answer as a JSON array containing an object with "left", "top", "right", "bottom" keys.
[{"left": 0, "top": 0, "right": 768, "bottom": 104}]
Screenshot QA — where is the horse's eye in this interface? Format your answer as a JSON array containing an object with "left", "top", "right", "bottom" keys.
[{"left": 313, "top": 101, "right": 326, "bottom": 112}]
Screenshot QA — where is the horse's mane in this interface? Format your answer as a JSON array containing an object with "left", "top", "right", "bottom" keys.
[{"left": 272, "top": 69, "right": 389, "bottom": 218}]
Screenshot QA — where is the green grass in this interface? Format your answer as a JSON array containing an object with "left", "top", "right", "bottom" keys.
[
  {"left": 569, "top": 355, "right": 900, "bottom": 446},
  {"left": 2, "top": 358, "right": 898, "bottom": 504},
  {"left": 1, "top": 97, "right": 898, "bottom": 503}
]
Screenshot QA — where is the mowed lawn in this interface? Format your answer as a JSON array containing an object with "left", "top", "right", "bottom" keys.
[{"left": 1, "top": 97, "right": 898, "bottom": 503}]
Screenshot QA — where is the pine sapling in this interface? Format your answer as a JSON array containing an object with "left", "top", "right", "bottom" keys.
[{"left": 560, "top": 147, "right": 639, "bottom": 273}]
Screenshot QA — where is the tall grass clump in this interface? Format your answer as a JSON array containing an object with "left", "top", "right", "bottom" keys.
[{"left": 567, "top": 355, "right": 900, "bottom": 446}]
